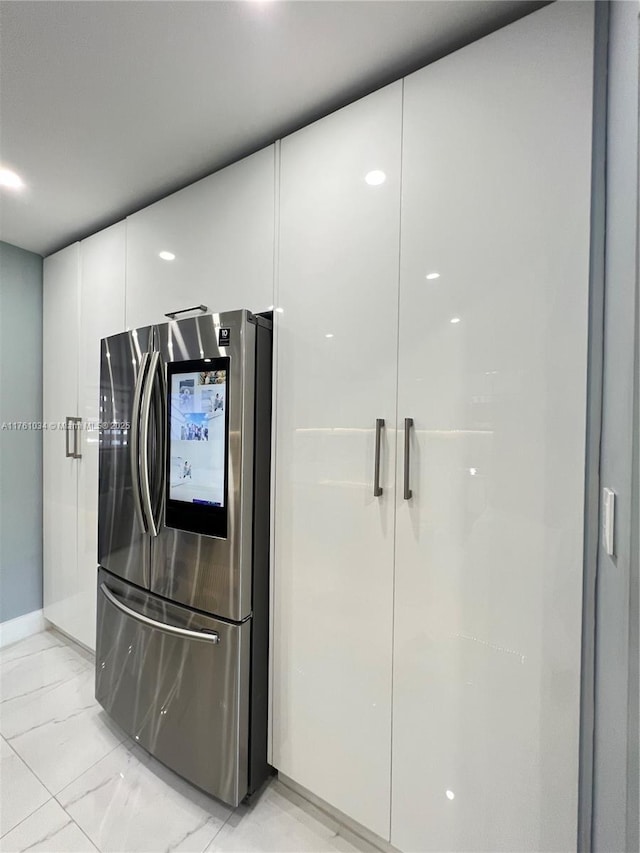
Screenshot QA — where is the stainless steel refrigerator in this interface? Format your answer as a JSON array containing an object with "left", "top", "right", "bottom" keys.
[{"left": 95, "top": 309, "right": 272, "bottom": 807}]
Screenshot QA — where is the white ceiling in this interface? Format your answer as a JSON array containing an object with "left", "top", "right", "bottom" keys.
[{"left": 0, "top": 0, "right": 545, "bottom": 257}]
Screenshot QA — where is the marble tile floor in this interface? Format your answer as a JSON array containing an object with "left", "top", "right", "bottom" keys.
[{"left": 0, "top": 631, "right": 363, "bottom": 853}]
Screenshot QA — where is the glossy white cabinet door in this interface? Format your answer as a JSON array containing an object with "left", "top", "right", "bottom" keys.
[
  {"left": 77, "top": 222, "right": 126, "bottom": 650},
  {"left": 272, "top": 82, "right": 402, "bottom": 840},
  {"left": 43, "top": 244, "right": 80, "bottom": 639},
  {"left": 125, "top": 146, "right": 276, "bottom": 328},
  {"left": 391, "top": 4, "right": 594, "bottom": 852}
]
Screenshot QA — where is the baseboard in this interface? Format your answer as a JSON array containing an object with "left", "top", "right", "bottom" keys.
[
  {"left": 46, "top": 622, "right": 95, "bottom": 661},
  {"left": 277, "top": 772, "right": 399, "bottom": 853},
  {"left": 0, "top": 609, "right": 46, "bottom": 649}
]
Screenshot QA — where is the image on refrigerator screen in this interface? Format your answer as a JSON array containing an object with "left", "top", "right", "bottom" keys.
[
  {"left": 169, "top": 369, "right": 226, "bottom": 507},
  {"left": 177, "top": 379, "right": 194, "bottom": 413}
]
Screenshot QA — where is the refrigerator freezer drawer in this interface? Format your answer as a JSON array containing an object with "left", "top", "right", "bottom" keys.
[{"left": 95, "top": 569, "right": 251, "bottom": 807}]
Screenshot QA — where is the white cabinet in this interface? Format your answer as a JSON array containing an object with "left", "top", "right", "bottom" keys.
[
  {"left": 43, "top": 225, "right": 126, "bottom": 651},
  {"left": 125, "top": 145, "right": 276, "bottom": 328},
  {"left": 272, "top": 3, "right": 595, "bottom": 848},
  {"left": 272, "top": 82, "right": 402, "bottom": 839},
  {"left": 43, "top": 244, "right": 81, "bottom": 640},
  {"left": 76, "top": 223, "right": 126, "bottom": 649},
  {"left": 391, "top": 3, "right": 595, "bottom": 851}
]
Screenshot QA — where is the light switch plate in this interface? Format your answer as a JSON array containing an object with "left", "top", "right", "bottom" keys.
[{"left": 602, "top": 487, "right": 615, "bottom": 557}]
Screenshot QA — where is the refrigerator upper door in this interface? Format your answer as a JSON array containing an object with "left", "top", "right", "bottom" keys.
[
  {"left": 98, "top": 327, "right": 153, "bottom": 588},
  {"left": 152, "top": 310, "right": 256, "bottom": 621}
]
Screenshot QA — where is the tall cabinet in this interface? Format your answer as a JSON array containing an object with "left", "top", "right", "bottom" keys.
[
  {"left": 272, "top": 82, "right": 403, "bottom": 839},
  {"left": 391, "top": 3, "right": 594, "bottom": 851},
  {"left": 125, "top": 145, "right": 276, "bottom": 328},
  {"left": 43, "top": 225, "right": 126, "bottom": 650},
  {"left": 43, "top": 244, "right": 81, "bottom": 640},
  {"left": 273, "top": 2, "right": 595, "bottom": 850}
]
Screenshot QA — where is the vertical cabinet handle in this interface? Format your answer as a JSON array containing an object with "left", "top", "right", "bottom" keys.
[
  {"left": 373, "top": 418, "right": 384, "bottom": 497},
  {"left": 65, "top": 417, "right": 82, "bottom": 459},
  {"left": 403, "top": 418, "right": 414, "bottom": 500},
  {"left": 65, "top": 416, "right": 74, "bottom": 458},
  {"left": 73, "top": 418, "right": 82, "bottom": 459}
]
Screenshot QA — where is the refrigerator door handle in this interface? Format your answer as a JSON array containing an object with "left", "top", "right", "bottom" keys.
[
  {"left": 140, "top": 351, "right": 160, "bottom": 537},
  {"left": 403, "top": 417, "right": 414, "bottom": 500},
  {"left": 373, "top": 418, "right": 384, "bottom": 497},
  {"left": 131, "top": 352, "right": 150, "bottom": 534},
  {"left": 149, "top": 351, "right": 166, "bottom": 535},
  {"left": 100, "top": 583, "right": 220, "bottom": 644}
]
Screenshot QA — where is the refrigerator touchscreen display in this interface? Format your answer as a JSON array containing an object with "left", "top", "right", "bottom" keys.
[
  {"left": 169, "top": 368, "right": 227, "bottom": 506},
  {"left": 165, "top": 357, "right": 229, "bottom": 537}
]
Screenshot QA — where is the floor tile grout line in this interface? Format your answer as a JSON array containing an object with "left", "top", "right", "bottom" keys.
[
  {"left": 52, "top": 792, "right": 101, "bottom": 852},
  {"left": 52, "top": 736, "right": 128, "bottom": 801},
  {"left": 1, "top": 634, "right": 125, "bottom": 801},
  {"left": 0, "top": 740, "right": 56, "bottom": 839},
  {"left": 0, "top": 635, "right": 109, "bottom": 849},
  {"left": 199, "top": 801, "right": 237, "bottom": 853},
  {"left": 2, "top": 792, "right": 99, "bottom": 853},
  {"left": 7, "top": 709, "right": 126, "bottom": 805},
  {"left": 50, "top": 736, "right": 135, "bottom": 852},
  {"left": 0, "top": 795, "right": 56, "bottom": 841}
]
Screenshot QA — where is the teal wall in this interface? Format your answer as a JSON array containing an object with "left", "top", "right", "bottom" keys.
[{"left": 0, "top": 241, "right": 43, "bottom": 622}]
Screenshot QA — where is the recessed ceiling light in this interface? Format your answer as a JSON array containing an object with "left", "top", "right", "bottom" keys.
[
  {"left": 159, "top": 251, "right": 175, "bottom": 261},
  {"left": 446, "top": 790, "right": 455, "bottom": 801},
  {"left": 365, "top": 170, "right": 386, "bottom": 186},
  {"left": 469, "top": 467, "right": 478, "bottom": 476},
  {"left": 426, "top": 272, "right": 440, "bottom": 280},
  {"left": 0, "top": 167, "right": 24, "bottom": 191},
  {"left": 450, "top": 317, "right": 461, "bottom": 324},
  {"left": 325, "top": 333, "right": 334, "bottom": 338},
  {"left": 275, "top": 307, "right": 284, "bottom": 313}
]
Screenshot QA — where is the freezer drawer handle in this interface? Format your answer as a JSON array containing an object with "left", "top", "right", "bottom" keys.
[
  {"left": 373, "top": 418, "right": 384, "bottom": 497},
  {"left": 100, "top": 583, "right": 221, "bottom": 644},
  {"left": 403, "top": 417, "right": 414, "bottom": 500},
  {"left": 164, "top": 305, "right": 208, "bottom": 320}
]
